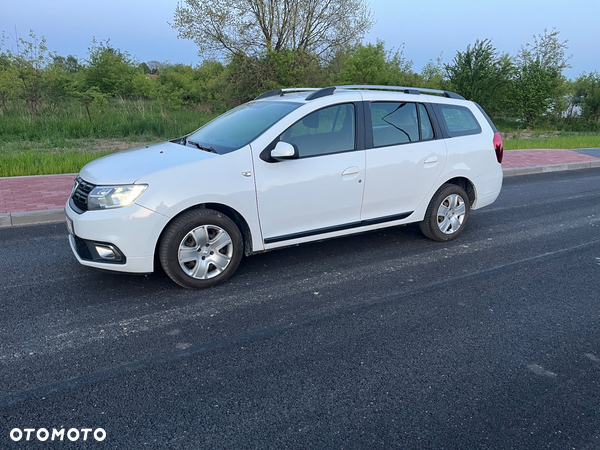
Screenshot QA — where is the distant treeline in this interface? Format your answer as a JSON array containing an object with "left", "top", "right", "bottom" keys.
[{"left": 1, "top": 30, "right": 599, "bottom": 130}]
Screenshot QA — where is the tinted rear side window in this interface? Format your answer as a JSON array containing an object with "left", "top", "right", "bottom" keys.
[
  {"left": 371, "top": 102, "right": 419, "bottom": 147},
  {"left": 437, "top": 105, "right": 482, "bottom": 137},
  {"left": 370, "top": 102, "right": 437, "bottom": 147},
  {"left": 419, "top": 104, "right": 434, "bottom": 141},
  {"left": 474, "top": 103, "right": 498, "bottom": 132}
]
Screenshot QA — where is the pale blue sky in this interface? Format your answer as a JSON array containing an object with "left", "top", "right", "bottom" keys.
[{"left": 1, "top": 0, "right": 597, "bottom": 79}]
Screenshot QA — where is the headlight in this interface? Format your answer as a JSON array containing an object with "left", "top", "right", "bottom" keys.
[{"left": 87, "top": 185, "right": 148, "bottom": 210}]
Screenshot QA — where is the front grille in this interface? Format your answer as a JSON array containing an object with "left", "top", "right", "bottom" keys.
[{"left": 72, "top": 177, "right": 95, "bottom": 212}]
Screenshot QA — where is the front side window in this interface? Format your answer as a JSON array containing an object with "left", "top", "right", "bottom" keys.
[
  {"left": 280, "top": 103, "right": 356, "bottom": 157},
  {"left": 187, "top": 101, "right": 302, "bottom": 154}
]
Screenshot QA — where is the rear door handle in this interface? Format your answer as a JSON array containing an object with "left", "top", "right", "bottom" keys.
[{"left": 424, "top": 156, "right": 438, "bottom": 165}]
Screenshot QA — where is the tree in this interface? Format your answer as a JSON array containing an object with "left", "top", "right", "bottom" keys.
[
  {"left": 7, "top": 30, "right": 50, "bottom": 116},
  {"left": 189, "top": 60, "right": 227, "bottom": 108},
  {"left": 155, "top": 63, "right": 194, "bottom": 107},
  {"left": 221, "top": 54, "right": 274, "bottom": 105},
  {"left": 573, "top": 72, "right": 600, "bottom": 123},
  {"left": 445, "top": 39, "right": 513, "bottom": 117},
  {"left": 420, "top": 53, "right": 446, "bottom": 90},
  {"left": 513, "top": 60, "right": 561, "bottom": 126},
  {"left": 146, "top": 60, "right": 163, "bottom": 74},
  {"left": 138, "top": 62, "right": 151, "bottom": 74},
  {"left": 265, "top": 49, "right": 323, "bottom": 87},
  {"left": 513, "top": 28, "right": 570, "bottom": 124},
  {"left": 172, "top": 0, "right": 374, "bottom": 60},
  {"left": 65, "top": 55, "right": 80, "bottom": 73},
  {"left": 44, "top": 61, "right": 76, "bottom": 106},
  {"left": 0, "top": 60, "right": 21, "bottom": 112},
  {"left": 336, "top": 40, "right": 415, "bottom": 86},
  {"left": 77, "top": 86, "right": 108, "bottom": 122},
  {"left": 0, "top": 35, "right": 22, "bottom": 111},
  {"left": 51, "top": 54, "right": 80, "bottom": 73},
  {"left": 83, "top": 39, "right": 140, "bottom": 96},
  {"left": 131, "top": 73, "right": 156, "bottom": 99},
  {"left": 517, "top": 28, "right": 571, "bottom": 73}
]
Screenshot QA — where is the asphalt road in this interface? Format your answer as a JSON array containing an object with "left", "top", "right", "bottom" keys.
[{"left": 2, "top": 168, "right": 600, "bottom": 449}]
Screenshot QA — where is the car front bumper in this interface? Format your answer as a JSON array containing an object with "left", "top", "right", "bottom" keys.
[{"left": 65, "top": 201, "right": 171, "bottom": 274}]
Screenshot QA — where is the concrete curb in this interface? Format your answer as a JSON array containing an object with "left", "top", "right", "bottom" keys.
[
  {"left": 502, "top": 160, "right": 600, "bottom": 177},
  {"left": 1, "top": 173, "right": 78, "bottom": 180},
  {"left": 0, "top": 209, "right": 64, "bottom": 228},
  {"left": 1, "top": 161, "right": 600, "bottom": 228}
]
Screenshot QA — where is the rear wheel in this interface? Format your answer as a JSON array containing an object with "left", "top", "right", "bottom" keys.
[
  {"left": 159, "top": 209, "right": 243, "bottom": 289},
  {"left": 420, "top": 184, "right": 470, "bottom": 242}
]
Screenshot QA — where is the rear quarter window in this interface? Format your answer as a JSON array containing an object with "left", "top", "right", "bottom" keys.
[{"left": 436, "top": 104, "right": 482, "bottom": 137}]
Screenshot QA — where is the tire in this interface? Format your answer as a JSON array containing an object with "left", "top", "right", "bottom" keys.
[
  {"left": 159, "top": 209, "right": 243, "bottom": 289},
  {"left": 419, "top": 183, "right": 470, "bottom": 242}
]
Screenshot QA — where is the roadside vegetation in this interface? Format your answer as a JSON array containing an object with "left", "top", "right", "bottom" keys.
[
  {"left": 1, "top": 3, "right": 599, "bottom": 176},
  {"left": 503, "top": 132, "right": 600, "bottom": 150}
]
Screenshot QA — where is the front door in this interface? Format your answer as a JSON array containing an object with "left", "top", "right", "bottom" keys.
[{"left": 253, "top": 103, "right": 366, "bottom": 245}]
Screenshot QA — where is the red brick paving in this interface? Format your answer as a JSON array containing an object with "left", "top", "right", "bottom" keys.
[
  {"left": 0, "top": 174, "right": 76, "bottom": 214},
  {"left": 502, "top": 149, "right": 599, "bottom": 169},
  {"left": 1, "top": 149, "right": 599, "bottom": 215}
]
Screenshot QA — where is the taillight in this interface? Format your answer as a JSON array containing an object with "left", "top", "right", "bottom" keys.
[{"left": 493, "top": 132, "right": 503, "bottom": 163}]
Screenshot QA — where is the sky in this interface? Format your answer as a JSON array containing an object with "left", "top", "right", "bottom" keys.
[{"left": 1, "top": 0, "right": 598, "bottom": 79}]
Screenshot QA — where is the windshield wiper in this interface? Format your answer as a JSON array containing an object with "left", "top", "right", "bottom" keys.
[{"left": 186, "top": 140, "right": 218, "bottom": 154}]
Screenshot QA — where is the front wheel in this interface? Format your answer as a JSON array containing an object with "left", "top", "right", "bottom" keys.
[
  {"left": 419, "top": 184, "right": 470, "bottom": 242},
  {"left": 159, "top": 209, "right": 243, "bottom": 289}
]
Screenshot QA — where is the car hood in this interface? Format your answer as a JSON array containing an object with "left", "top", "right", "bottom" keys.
[{"left": 78, "top": 142, "right": 216, "bottom": 185}]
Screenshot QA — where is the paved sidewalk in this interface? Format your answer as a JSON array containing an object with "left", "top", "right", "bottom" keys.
[
  {"left": 0, "top": 173, "right": 76, "bottom": 214},
  {"left": 1, "top": 148, "right": 600, "bottom": 227},
  {"left": 501, "top": 148, "right": 600, "bottom": 176}
]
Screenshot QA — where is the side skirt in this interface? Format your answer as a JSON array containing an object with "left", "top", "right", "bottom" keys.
[{"left": 263, "top": 212, "right": 414, "bottom": 245}]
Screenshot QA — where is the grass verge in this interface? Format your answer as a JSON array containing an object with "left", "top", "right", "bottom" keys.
[
  {"left": 0, "top": 152, "right": 116, "bottom": 177},
  {"left": 0, "top": 138, "right": 162, "bottom": 177},
  {"left": 502, "top": 132, "right": 600, "bottom": 150},
  {"left": 0, "top": 100, "right": 219, "bottom": 177}
]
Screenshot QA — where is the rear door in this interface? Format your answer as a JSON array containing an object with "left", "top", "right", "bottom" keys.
[{"left": 361, "top": 101, "right": 447, "bottom": 221}]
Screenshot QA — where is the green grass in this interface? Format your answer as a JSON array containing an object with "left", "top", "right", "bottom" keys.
[
  {"left": 503, "top": 133, "right": 600, "bottom": 150},
  {"left": 0, "top": 151, "right": 117, "bottom": 177},
  {"left": 0, "top": 100, "right": 219, "bottom": 177},
  {"left": 0, "top": 100, "right": 218, "bottom": 142}
]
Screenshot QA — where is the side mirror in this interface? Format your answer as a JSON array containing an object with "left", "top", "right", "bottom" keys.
[{"left": 270, "top": 141, "right": 299, "bottom": 161}]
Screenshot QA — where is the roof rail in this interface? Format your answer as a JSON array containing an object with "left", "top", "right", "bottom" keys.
[
  {"left": 254, "top": 88, "right": 318, "bottom": 100},
  {"left": 336, "top": 85, "right": 465, "bottom": 100},
  {"left": 255, "top": 85, "right": 466, "bottom": 101},
  {"left": 255, "top": 89, "right": 282, "bottom": 100},
  {"left": 305, "top": 87, "right": 336, "bottom": 100}
]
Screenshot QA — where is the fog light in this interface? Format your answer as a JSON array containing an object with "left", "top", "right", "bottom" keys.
[{"left": 95, "top": 245, "right": 116, "bottom": 260}]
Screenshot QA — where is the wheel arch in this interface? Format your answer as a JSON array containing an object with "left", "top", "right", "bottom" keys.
[
  {"left": 442, "top": 176, "right": 476, "bottom": 207},
  {"left": 154, "top": 203, "right": 254, "bottom": 270}
]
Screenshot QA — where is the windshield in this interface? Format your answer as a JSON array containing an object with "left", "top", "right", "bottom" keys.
[{"left": 186, "top": 101, "right": 302, "bottom": 154}]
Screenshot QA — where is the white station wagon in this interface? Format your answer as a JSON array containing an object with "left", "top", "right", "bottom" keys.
[{"left": 65, "top": 85, "right": 504, "bottom": 288}]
